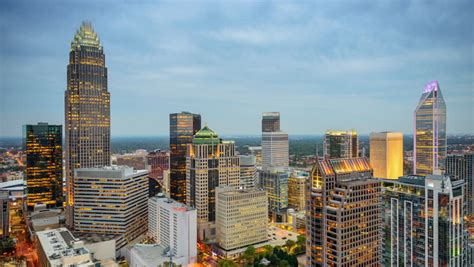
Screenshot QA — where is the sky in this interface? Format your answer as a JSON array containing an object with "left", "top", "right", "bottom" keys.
[{"left": 0, "top": 0, "right": 473, "bottom": 137}]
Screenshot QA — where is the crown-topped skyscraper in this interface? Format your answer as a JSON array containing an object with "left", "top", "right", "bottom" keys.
[
  {"left": 65, "top": 22, "right": 111, "bottom": 227},
  {"left": 414, "top": 80, "right": 447, "bottom": 176}
]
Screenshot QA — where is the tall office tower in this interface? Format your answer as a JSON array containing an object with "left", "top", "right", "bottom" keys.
[
  {"left": 147, "top": 150, "right": 169, "bottom": 180},
  {"left": 148, "top": 194, "right": 197, "bottom": 263},
  {"left": 414, "top": 80, "right": 447, "bottom": 176},
  {"left": 323, "top": 130, "right": 359, "bottom": 159},
  {"left": 239, "top": 155, "right": 257, "bottom": 188},
  {"left": 74, "top": 166, "right": 148, "bottom": 249},
  {"left": 288, "top": 171, "right": 306, "bottom": 211},
  {"left": 446, "top": 153, "right": 474, "bottom": 214},
  {"left": 260, "top": 168, "right": 288, "bottom": 213},
  {"left": 307, "top": 157, "right": 382, "bottom": 267},
  {"left": 262, "top": 112, "right": 280, "bottom": 132},
  {"left": 65, "top": 22, "right": 111, "bottom": 227},
  {"left": 0, "top": 191, "right": 9, "bottom": 238},
  {"left": 170, "top": 112, "right": 201, "bottom": 203},
  {"left": 186, "top": 126, "right": 240, "bottom": 241},
  {"left": 24, "top": 123, "right": 63, "bottom": 209},
  {"left": 369, "top": 132, "right": 404, "bottom": 179},
  {"left": 215, "top": 187, "right": 268, "bottom": 258},
  {"left": 383, "top": 175, "right": 464, "bottom": 266}
]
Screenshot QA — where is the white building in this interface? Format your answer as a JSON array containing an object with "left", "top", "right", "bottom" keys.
[
  {"left": 262, "top": 132, "right": 289, "bottom": 171},
  {"left": 74, "top": 166, "right": 148, "bottom": 250},
  {"left": 148, "top": 194, "right": 197, "bottom": 264},
  {"left": 36, "top": 227, "right": 94, "bottom": 267},
  {"left": 239, "top": 155, "right": 258, "bottom": 188}
]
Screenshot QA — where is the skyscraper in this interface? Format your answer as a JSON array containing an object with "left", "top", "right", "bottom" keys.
[
  {"left": 24, "top": 123, "right": 63, "bottom": 209},
  {"left": 369, "top": 132, "right": 403, "bottom": 179},
  {"left": 239, "top": 155, "right": 257, "bottom": 189},
  {"left": 147, "top": 150, "right": 169, "bottom": 180},
  {"left": 215, "top": 187, "right": 268, "bottom": 258},
  {"left": 414, "top": 80, "right": 447, "bottom": 176},
  {"left": 186, "top": 126, "right": 240, "bottom": 241},
  {"left": 382, "top": 175, "right": 464, "bottom": 266},
  {"left": 260, "top": 169, "right": 288, "bottom": 213},
  {"left": 323, "top": 130, "right": 359, "bottom": 159},
  {"left": 262, "top": 112, "right": 280, "bottom": 132},
  {"left": 74, "top": 166, "right": 148, "bottom": 249},
  {"left": 170, "top": 112, "right": 201, "bottom": 203},
  {"left": 307, "top": 157, "right": 382, "bottom": 266},
  {"left": 65, "top": 22, "right": 110, "bottom": 227},
  {"left": 261, "top": 112, "right": 288, "bottom": 171},
  {"left": 288, "top": 171, "right": 306, "bottom": 211},
  {"left": 446, "top": 153, "right": 474, "bottom": 214}
]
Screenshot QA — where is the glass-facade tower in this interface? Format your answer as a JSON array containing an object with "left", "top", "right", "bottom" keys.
[
  {"left": 414, "top": 80, "right": 446, "bottom": 176},
  {"left": 262, "top": 112, "right": 280, "bottom": 132},
  {"left": 323, "top": 130, "right": 359, "bottom": 159},
  {"left": 65, "top": 22, "right": 110, "bottom": 227},
  {"left": 24, "top": 123, "right": 63, "bottom": 209},
  {"left": 170, "top": 112, "right": 201, "bottom": 203}
]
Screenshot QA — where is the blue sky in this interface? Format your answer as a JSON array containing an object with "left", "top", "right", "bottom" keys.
[{"left": 1, "top": 0, "right": 473, "bottom": 136}]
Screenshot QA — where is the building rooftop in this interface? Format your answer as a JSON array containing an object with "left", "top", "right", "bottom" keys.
[
  {"left": 150, "top": 194, "right": 195, "bottom": 212},
  {"left": 71, "top": 22, "right": 101, "bottom": 51},
  {"left": 193, "top": 126, "right": 220, "bottom": 145},
  {"left": 36, "top": 227, "right": 93, "bottom": 266},
  {"left": 74, "top": 165, "right": 148, "bottom": 178}
]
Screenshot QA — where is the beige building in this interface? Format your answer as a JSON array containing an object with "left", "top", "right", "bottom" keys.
[
  {"left": 288, "top": 171, "right": 306, "bottom": 211},
  {"left": 216, "top": 187, "right": 268, "bottom": 256},
  {"left": 186, "top": 126, "right": 240, "bottom": 241},
  {"left": 369, "top": 132, "right": 403, "bottom": 179}
]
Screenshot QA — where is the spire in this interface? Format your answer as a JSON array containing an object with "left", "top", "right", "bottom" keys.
[{"left": 71, "top": 21, "right": 102, "bottom": 51}]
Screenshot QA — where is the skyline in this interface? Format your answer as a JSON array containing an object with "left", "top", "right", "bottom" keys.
[{"left": 1, "top": 1, "right": 473, "bottom": 136}]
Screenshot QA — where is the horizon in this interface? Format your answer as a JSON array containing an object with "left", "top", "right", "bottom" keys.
[{"left": 1, "top": 1, "right": 473, "bottom": 136}]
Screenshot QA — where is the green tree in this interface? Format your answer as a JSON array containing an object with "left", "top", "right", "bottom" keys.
[
  {"left": 217, "top": 258, "right": 238, "bottom": 267},
  {"left": 241, "top": 245, "right": 256, "bottom": 264}
]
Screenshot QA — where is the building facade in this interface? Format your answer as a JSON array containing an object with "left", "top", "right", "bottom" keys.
[
  {"left": 288, "top": 171, "right": 306, "bottom": 211},
  {"left": 24, "top": 123, "right": 63, "bottom": 209},
  {"left": 382, "top": 175, "right": 464, "bottom": 267},
  {"left": 65, "top": 22, "right": 111, "bottom": 227},
  {"left": 148, "top": 194, "right": 197, "bottom": 263},
  {"left": 414, "top": 80, "right": 447, "bottom": 176},
  {"left": 239, "top": 155, "right": 257, "bottom": 189},
  {"left": 74, "top": 166, "right": 148, "bottom": 249},
  {"left": 216, "top": 187, "right": 268, "bottom": 254},
  {"left": 260, "top": 168, "right": 288, "bottom": 213},
  {"left": 0, "top": 191, "right": 9, "bottom": 238},
  {"left": 306, "top": 157, "right": 382, "bottom": 267},
  {"left": 262, "top": 112, "right": 280, "bottom": 132},
  {"left": 369, "top": 132, "right": 403, "bottom": 179},
  {"left": 147, "top": 150, "right": 169, "bottom": 180},
  {"left": 262, "top": 132, "right": 289, "bottom": 171},
  {"left": 445, "top": 153, "right": 474, "bottom": 214},
  {"left": 116, "top": 151, "right": 147, "bottom": 170},
  {"left": 170, "top": 112, "right": 201, "bottom": 203},
  {"left": 323, "top": 130, "right": 359, "bottom": 159},
  {"left": 186, "top": 126, "right": 240, "bottom": 241}
]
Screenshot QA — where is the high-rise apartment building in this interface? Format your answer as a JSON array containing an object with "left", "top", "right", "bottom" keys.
[
  {"left": 414, "top": 80, "right": 447, "bottom": 176},
  {"left": 260, "top": 168, "right": 288, "bottom": 213},
  {"left": 239, "top": 155, "right": 257, "bottom": 189},
  {"left": 446, "top": 153, "right": 474, "bottom": 214},
  {"left": 24, "top": 123, "right": 63, "bottom": 209},
  {"left": 323, "top": 130, "right": 359, "bottom": 159},
  {"left": 307, "top": 157, "right": 382, "bottom": 267},
  {"left": 147, "top": 150, "right": 169, "bottom": 180},
  {"left": 170, "top": 112, "right": 201, "bottom": 203},
  {"left": 288, "top": 171, "right": 306, "bottom": 211},
  {"left": 65, "top": 22, "right": 111, "bottom": 227},
  {"left": 186, "top": 126, "right": 240, "bottom": 241},
  {"left": 369, "top": 132, "right": 403, "bottom": 179},
  {"left": 0, "top": 191, "right": 9, "bottom": 238},
  {"left": 74, "top": 166, "right": 148, "bottom": 249},
  {"left": 216, "top": 187, "right": 268, "bottom": 258},
  {"left": 262, "top": 112, "right": 280, "bottom": 132},
  {"left": 382, "top": 175, "right": 464, "bottom": 266},
  {"left": 148, "top": 194, "right": 197, "bottom": 263}
]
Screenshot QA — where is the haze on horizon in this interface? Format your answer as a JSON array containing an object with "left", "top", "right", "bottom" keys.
[{"left": 0, "top": 0, "right": 473, "bottom": 137}]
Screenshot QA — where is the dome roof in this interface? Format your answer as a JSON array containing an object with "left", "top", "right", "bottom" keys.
[{"left": 193, "top": 126, "right": 220, "bottom": 145}]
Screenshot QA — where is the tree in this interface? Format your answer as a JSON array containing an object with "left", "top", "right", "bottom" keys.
[
  {"left": 241, "top": 245, "right": 256, "bottom": 264},
  {"left": 284, "top": 240, "right": 296, "bottom": 253},
  {"left": 296, "top": 235, "right": 306, "bottom": 246},
  {"left": 217, "top": 258, "right": 238, "bottom": 267}
]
